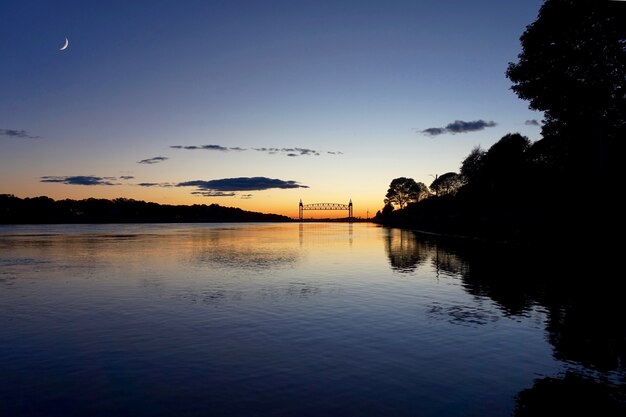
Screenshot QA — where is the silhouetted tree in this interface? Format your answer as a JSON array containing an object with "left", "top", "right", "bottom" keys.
[
  {"left": 384, "top": 177, "right": 428, "bottom": 209},
  {"left": 0, "top": 195, "right": 291, "bottom": 223},
  {"left": 430, "top": 172, "right": 464, "bottom": 196},
  {"left": 460, "top": 146, "right": 486, "bottom": 186},
  {"left": 483, "top": 133, "right": 530, "bottom": 178},
  {"left": 507, "top": 0, "right": 626, "bottom": 182}
]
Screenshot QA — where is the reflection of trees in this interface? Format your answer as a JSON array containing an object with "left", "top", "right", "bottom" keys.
[
  {"left": 455, "top": 245, "right": 542, "bottom": 315},
  {"left": 543, "top": 281, "right": 626, "bottom": 373},
  {"left": 384, "top": 228, "right": 466, "bottom": 276},
  {"left": 430, "top": 245, "right": 465, "bottom": 277},
  {"left": 388, "top": 230, "right": 626, "bottom": 408},
  {"left": 514, "top": 372, "right": 626, "bottom": 417},
  {"left": 384, "top": 229, "right": 429, "bottom": 273},
  {"left": 453, "top": 242, "right": 626, "bottom": 374},
  {"left": 440, "top": 238, "right": 626, "bottom": 408}
]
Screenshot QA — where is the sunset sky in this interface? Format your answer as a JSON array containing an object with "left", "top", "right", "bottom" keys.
[{"left": 1, "top": 0, "right": 545, "bottom": 218}]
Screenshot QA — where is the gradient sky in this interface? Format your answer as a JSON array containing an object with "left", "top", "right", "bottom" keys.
[{"left": 1, "top": 0, "right": 545, "bottom": 218}]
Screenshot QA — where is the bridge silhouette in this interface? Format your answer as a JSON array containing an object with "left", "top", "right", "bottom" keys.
[{"left": 299, "top": 199, "right": 353, "bottom": 221}]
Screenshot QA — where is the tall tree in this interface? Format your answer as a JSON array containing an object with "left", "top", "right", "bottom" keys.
[
  {"left": 430, "top": 172, "right": 464, "bottom": 196},
  {"left": 506, "top": 0, "right": 626, "bottom": 182},
  {"left": 460, "top": 146, "right": 486, "bottom": 186},
  {"left": 384, "top": 177, "right": 428, "bottom": 209}
]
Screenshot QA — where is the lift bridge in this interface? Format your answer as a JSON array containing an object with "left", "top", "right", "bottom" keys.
[{"left": 299, "top": 199, "right": 353, "bottom": 221}]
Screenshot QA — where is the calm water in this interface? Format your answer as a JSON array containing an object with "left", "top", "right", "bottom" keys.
[{"left": 1, "top": 223, "right": 624, "bottom": 416}]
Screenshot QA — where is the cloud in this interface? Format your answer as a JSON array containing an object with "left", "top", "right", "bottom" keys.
[
  {"left": 525, "top": 119, "right": 540, "bottom": 126},
  {"left": 421, "top": 127, "right": 447, "bottom": 136},
  {"left": 178, "top": 177, "right": 309, "bottom": 192},
  {"left": 253, "top": 147, "right": 322, "bottom": 156},
  {"left": 191, "top": 191, "right": 236, "bottom": 197},
  {"left": 137, "top": 182, "right": 174, "bottom": 188},
  {"left": 1, "top": 129, "right": 40, "bottom": 139},
  {"left": 40, "top": 175, "right": 118, "bottom": 186},
  {"left": 120, "top": 176, "right": 135, "bottom": 180},
  {"left": 170, "top": 144, "right": 229, "bottom": 151},
  {"left": 138, "top": 156, "right": 168, "bottom": 164},
  {"left": 170, "top": 144, "right": 337, "bottom": 157},
  {"left": 420, "top": 120, "right": 497, "bottom": 136},
  {"left": 240, "top": 194, "right": 253, "bottom": 199}
]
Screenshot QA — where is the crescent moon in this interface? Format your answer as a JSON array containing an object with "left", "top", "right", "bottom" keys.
[{"left": 59, "top": 37, "right": 69, "bottom": 51}]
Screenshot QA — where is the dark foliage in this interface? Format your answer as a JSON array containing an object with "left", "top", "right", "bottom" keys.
[
  {"left": 507, "top": 0, "right": 626, "bottom": 186},
  {"left": 376, "top": 0, "right": 624, "bottom": 244},
  {"left": 429, "top": 172, "right": 463, "bottom": 197},
  {"left": 0, "top": 195, "right": 291, "bottom": 224},
  {"left": 384, "top": 177, "right": 428, "bottom": 209},
  {"left": 515, "top": 373, "right": 626, "bottom": 417}
]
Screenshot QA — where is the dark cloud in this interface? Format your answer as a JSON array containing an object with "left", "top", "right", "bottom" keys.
[
  {"left": 171, "top": 144, "right": 339, "bottom": 157},
  {"left": 191, "top": 191, "right": 236, "bottom": 197},
  {"left": 422, "top": 127, "right": 447, "bottom": 136},
  {"left": 138, "top": 156, "right": 168, "bottom": 164},
  {"left": 421, "top": 120, "right": 497, "bottom": 136},
  {"left": 1, "top": 129, "right": 40, "bottom": 139},
  {"left": 137, "top": 182, "right": 174, "bottom": 188},
  {"left": 170, "top": 144, "right": 229, "bottom": 151},
  {"left": 253, "top": 147, "right": 321, "bottom": 156},
  {"left": 327, "top": 151, "right": 343, "bottom": 155},
  {"left": 525, "top": 119, "right": 540, "bottom": 126},
  {"left": 120, "top": 176, "right": 135, "bottom": 180},
  {"left": 240, "top": 194, "right": 253, "bottom": 199},
  {"left": 178, "top": 177, "right": 308, "bottom": 192},
  {"left": 40, "top": 175, "right": 118, "bottom": 186}
]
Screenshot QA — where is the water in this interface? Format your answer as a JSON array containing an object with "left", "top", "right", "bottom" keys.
[{"left": 1, "top": 223, "right": 624, "bottom": 416}]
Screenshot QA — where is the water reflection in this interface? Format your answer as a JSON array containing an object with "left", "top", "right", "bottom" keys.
[
  {"left": 189, "top": 228, "right": 300, "bottom": 270},
  {"left": 514, "top": 372, "right": 626, "bottom": 416},
  {"left": 384, "top": 228, "right": 429, "bottom": 273},
  {"left": 384, "top": 227, "right": 626, "bottom": 407},
  {"left": 297, "top": 222, "right": 354, "bottom": 248},
  {"left": 384, "top": 228, "right": 466, "bottom": 277},
  {"left": 1, "top": 223, "right": 624, "bottom": 416}
]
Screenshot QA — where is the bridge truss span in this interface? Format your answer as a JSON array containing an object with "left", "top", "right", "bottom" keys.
[{"left": 299, "top": 200, "right": 353, "bottom": 220}]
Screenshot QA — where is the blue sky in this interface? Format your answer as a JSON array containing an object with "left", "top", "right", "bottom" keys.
[{"left": 0, "top": 0, "right": 545, "bottom": 217}]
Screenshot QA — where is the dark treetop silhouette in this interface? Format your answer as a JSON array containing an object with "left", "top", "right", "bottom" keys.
[
  {"left": 375, "top": 0, "right": 625, "bottom": 244},
  {"left": 0, "top": 195, "right": 291, "bottom": 224}
]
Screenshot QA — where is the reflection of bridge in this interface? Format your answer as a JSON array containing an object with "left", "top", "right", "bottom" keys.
[{"left": 299, "top": 199, "right": 353, "bottom": 221}]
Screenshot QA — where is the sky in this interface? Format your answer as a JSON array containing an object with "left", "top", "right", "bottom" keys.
[{"left": 0, "top": 0, "right": 546, "bottom": 218}]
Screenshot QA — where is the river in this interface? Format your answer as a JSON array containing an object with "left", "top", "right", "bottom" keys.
[{"left": 1, "top": 223, "right": 624, "bottom": 416}]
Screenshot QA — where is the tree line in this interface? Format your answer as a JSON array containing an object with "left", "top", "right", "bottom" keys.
[
  {"left": 375, "top": 0, "right": 625, "bottom": 244},
  {"left": 0, "top": 195, "right": 291, "bottom": 224}
]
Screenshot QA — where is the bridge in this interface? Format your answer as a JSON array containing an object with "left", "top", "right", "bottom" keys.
[{"left": 299, "top": 199, "right": 353, "bottom": 221}]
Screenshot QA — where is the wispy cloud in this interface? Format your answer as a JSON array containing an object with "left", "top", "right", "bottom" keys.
[
  {"left": 253, "top": 147, "right": 321, "bottom": 156},
  {"left": 138, "top": 156, "right": 168, "bottom": 164},
  {"left": 524, "top": 119, "right": 540, "bottom": 126},
  {"left": 170, "top": 144, "right": 341, "bottom": 157},
  {"left": 1, "top": 129, "right": 40, "bottom": 139},
  {"left": 120, "top": 176, "right": 135, "bottom": 180},
  {"left": 170, "top": 144, "right": 233, "bottom": 151},
  {"left": 191, "top": 191, "right": 237, "bottom": 197},
  {"left": 41, "top": 175, "right": 118, "bottom": 186},
  {"left": 178, "top": 177, "right": 309, "bottom": 195},
  {"left": 420, "top": 120, "right": 497, "bottom": 136},
  {"left": 240, "top": 194, "right": 253, "bottom": 199},
  {"left": 137, "top": 182, "right": 175, "bottom": 188}
]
